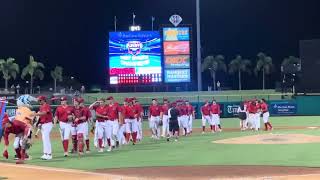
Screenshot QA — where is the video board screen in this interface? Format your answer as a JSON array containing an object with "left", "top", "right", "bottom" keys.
[
  {"left": 164, "top": 55, "right": 190, "bottom": 69},
  {"left": 163, "top": 41, "right": 190, "bottom": 55},
  {"left": 109, "top": 31, "right": 162, "bottom": 85},
  {"left": 164, "top": 69, "right": 191, "bottom": 83},
  {"left": 163, "top": 27, "right": 190, "bottom": 41}
]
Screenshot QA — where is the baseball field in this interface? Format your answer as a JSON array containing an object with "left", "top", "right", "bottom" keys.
[{"left": 1, "top": 116, "right": 320, "bottom": 179}]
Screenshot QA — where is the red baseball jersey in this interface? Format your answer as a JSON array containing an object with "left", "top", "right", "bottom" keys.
[
  {"left": 93, "top": 105, "right": 108, "bottom": 122},
  {"left": 248, "top": 103, "right": 258, "bottom": 114},
  {"left": 134, "top": 104, "right": 143, "bottom": 116},
  {"left": 261, "top": 102, "right": 268, "bottom": 112},
  {"left": 82, "top": 106, "right": 92, "bottom": 120},
  {"left": 186, "top": 105, "right": 194, "bottom": 115},
  {"left": 211, "top": 104, "right": 220, "bottom": 114},
  {"left": 201, "top": 105, "right": 211, "bottom": 116},
  {"left": 178, "top": 105, "right": 188, "bottom": 116},
  {"left": 39, "top": 103, "right": 53, "bottom": 124},
  {"left": 107, "top": 103, "right": 121, "bottom": 121},
  {"left": 149, "top": 105, "right": 161, "bottom": 117},
  {"left": 55, "top": 105, "right": 74, "bottom": 123},
  {"left": 161, "top": 104, "right": 169, "bottom": 115},
  {"left": 122, "top": 105, "right": 135, "bottom": 119}
]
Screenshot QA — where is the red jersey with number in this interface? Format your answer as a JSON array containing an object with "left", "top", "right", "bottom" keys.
[
  {"left": 261, "top": 103, "right": 268, "bottom": 113},
  {"left": 186, "top": 105, "right": 194, "bottom": 115},
  {"left": 211, "top": 104, "right": 220, "bottom": 114},
  {"left": 161, "top": 104, "right": 169, "bottom": 115},
  {"left": 149, "top": 105, "right": 161, "bottom": 117},
  {"left": 122, "top": 105, "right": 135, "bottom": 119},
  {"left": 39, "top": 104, "right": 53, "bottom": 124},
  {"left": 107, "top": 103, "right": 121, "bottom": 121},
  {"left": 55, "top": 105, "right": 74, "bottom": 123},
  {"left": 201, "top": 105, "right": 211, "bottom": 116},
  {"left": 93, "top": 105, "right": 108, "bottom": 122}
]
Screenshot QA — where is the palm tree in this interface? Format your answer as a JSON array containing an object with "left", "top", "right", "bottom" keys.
[
  {"left": 281, "top": 56, "right": 301, "bottom": 74},
  {"left": 228, "top": 55, "right": 251, "bottom": 90},
  {"left": 21, "top": 55, "right": 45, "bottom": 94},
  {"left": 202, "top": 55, "right": 227, "bottom": 91},
  {"left": 255, "top": 52, "right": 273, "bottom": 90},
  {"left": 0, "top": 58, "right": 20, "bottom": 92},
  {"left": 51, "top": 66, "right": 63, "bottom": 92}
]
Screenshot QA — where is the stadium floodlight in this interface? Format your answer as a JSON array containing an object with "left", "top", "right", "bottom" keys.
[{"left": 129, "top": 25, "right": 141, "bottom": 31}]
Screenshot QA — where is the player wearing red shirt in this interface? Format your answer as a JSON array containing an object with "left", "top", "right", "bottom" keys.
[
  {"left": 160, "top": 98, "right": 170, "bottom": 137},
  {"left": 201, "top": 101, "right": 211, "bottom": 133},
  {"left": 248, "top": 101, "right": 258, "bottom": 131},
  {"left": 122, "top": 98, "right": 138, "bottom": 144},
  {"left": 185, "top": 100, "right": 195, "bottom": 134},
  {"left": 133, "top": 98, "right": 144, "bottom": 141},
  {"left": 148, "top": 98, "right": 162, "bottom": 139},
  {"left": 261, "top": 99, "right": 273, "bottom": 131},
  {"left": 105, "top": 96, "right": 121, "bottom": 151},
  {"left": 178, "top": 100, "right": 189, "bottom": 136},
  {"left": 73, "top": 98, "right": 87, "bottom": 155},
  {"left": 89, "top": 98, "right": 108, "bottom": 152},
  {"left": 54, "top": 96, "right": 74, "bottom": 156},
  {"left": 36, "top": 96, "right": 53, "bottom": 160},
  {"left": 79, "top": 98, "right": 91, "bottom": 152},
  {"left": 210, "top": 100, "right": 221, "bottom": 132}
]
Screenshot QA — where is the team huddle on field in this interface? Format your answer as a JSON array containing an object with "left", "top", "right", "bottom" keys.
[{"left": 0, "top": 95, "right": 272, "bottom": 164}]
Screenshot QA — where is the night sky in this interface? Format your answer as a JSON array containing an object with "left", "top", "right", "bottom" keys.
[{"left": 0, "top": 0, "right": 320, "bottom": 90}]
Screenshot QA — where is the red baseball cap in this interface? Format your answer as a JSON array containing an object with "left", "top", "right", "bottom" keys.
[
  {"left": 106, "top": 96, "right": 114, "bottom": 100},
  {"left": 163, "top": 98, "right": 168, "bottom": 102},
  {"left": 37, "top": 96, "right": 46, "bottom": 101},
  {"left": 132, "top": 97, "right": 137, "bottom": 100},
  {"left": 60, "top": 96, "right": 68, "bottom": 101}
]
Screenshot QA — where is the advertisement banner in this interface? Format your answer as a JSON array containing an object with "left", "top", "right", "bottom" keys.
[
  {"left": 109, "top": 31, "right": 162, "bottom": 84},
  {"left": 269, "top": 101, "right": 297, "bottom": 115},
  {"left": 223, "top": 103, "right": 240, "bottom": 117},
  {"left": 164, "top": 69, "right": 191, "bottom": 83},
  {"left": 163, "top": 27, "right": 190, "bottom": 41},
  {"left": 164, "top": 55, "right": 190, "bottom": 69},
  {"left": 163, "top": 41, "right": 190, "bottom": 55}
]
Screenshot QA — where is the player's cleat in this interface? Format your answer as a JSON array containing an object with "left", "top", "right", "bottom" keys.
[
  {"left": 219, "top": 129, "right": 222, "bottom": 132},
  {"left": 98, "top": 148, "right": 104, "bottom": 153},
  {"left": 41, "top": 154, "right": 47, "bottom": 160},
  {"left": 14, "top": 155, "right": 19, "bottom": 160},
  {"left": 174, "top": 139, "right": 178, "bottom": 142},
  {"left": 166, "top": 138, "right": 170, "bottom": 142},
  {"left": 78, "top": 152, "right": 84, "bottom": 156},
  {"left": 16, "top": 160, "right": 25, "bottom": 164},
  {"left": 64, "top": 152, "right": 69, "bottom": 157},
  {"left": 46, "top": 155, "right": 52, "bottom": 160},
  {"left": 85, "top": 150, "right": 90, "bottom": 154},
  {"left": 202, "top": 131, "right": 205, "bottom": 134},
  {"left": 107, "top": 147, "right": 112, "bottom": 152},
  {"left": 115, "top": 141, "right": 120, "bottom": 148}
]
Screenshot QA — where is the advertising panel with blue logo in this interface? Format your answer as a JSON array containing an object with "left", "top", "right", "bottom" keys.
[
  {"left": 109, "top": 31, "right": 162, "bottom": 85},
  {"left": 269, "top": 101, "right": 297, "bottom": 115}
]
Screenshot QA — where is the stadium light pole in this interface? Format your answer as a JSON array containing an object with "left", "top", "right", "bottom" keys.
[{"left": 196, "top": 0, "right": 202, "bottom": 91}]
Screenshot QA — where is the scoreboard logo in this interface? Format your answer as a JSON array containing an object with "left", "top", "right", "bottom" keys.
[{"left": 127, "top": 41, "right": 143, "bottom": 56}]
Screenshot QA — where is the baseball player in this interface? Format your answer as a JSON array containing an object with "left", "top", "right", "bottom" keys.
[
  {"left": 185, "top": 100, "right": 195, "bottom": 134},
  {"left": 36, "top": 96, "right": 53, "bottom": 160},
  {"left": 179, "top": 100, "right": 189, "bottom": 136},
  {"left": 79, "top": 98, "right": 92, "bottom": 153},
  {"left": 122, "top": 98, "right": 138, "bottom": 145},
  {"left": 73, "top": 98, "right": 87, "bottom": 155},
  {"left": 12, "top": 95, "right": 38, "bottom": 164},
  {"left": 237, "top": 102, "right": 247, "bottom": 131},
  {"left": 89, "top": 98, "right": 108, "bottom": 152},
  {"left": 201, "top": 101, "right": 211, "bottom": 134},
  {"left": 160, "top": 98, "right": 170, "bottom": 138},
  {"left": 148, "top": 98, "right": 161, "bottom": 139},
  {"left": 248, "top": 101, "right": 258, "bottom": 131},
  {"left": 261, "top": 99, "right": 273, "bottom": 131},
  {"left": 211, "top": 99, "right": 221, "bottom": 132},
  {"left": 105, "top": 96, "right": 121, "bottom": 151},
  {"left": 54, "top": 96, "right": 74, "bottom": 157},
  {"left": 167, "top": 102, "right": 179, "bottom": 142},
  {"left": 133, "top": 98, "right": 144, "bottom": 141},
  {"left": 255, "top": 99, "right": 261, "bottom": 131}
]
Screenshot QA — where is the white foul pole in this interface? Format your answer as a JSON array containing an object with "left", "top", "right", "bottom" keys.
[{"left": 196, "top": 0, "right": 202, "bottom": 91}]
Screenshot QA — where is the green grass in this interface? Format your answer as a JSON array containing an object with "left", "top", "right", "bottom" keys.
[{"left": 1, "top": 116, "right": 320, "bottom": 170}]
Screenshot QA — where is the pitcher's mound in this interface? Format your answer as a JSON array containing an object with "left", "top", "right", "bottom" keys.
[{"left": 214, "top": 134, "right": 320, "bottom": 144}]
